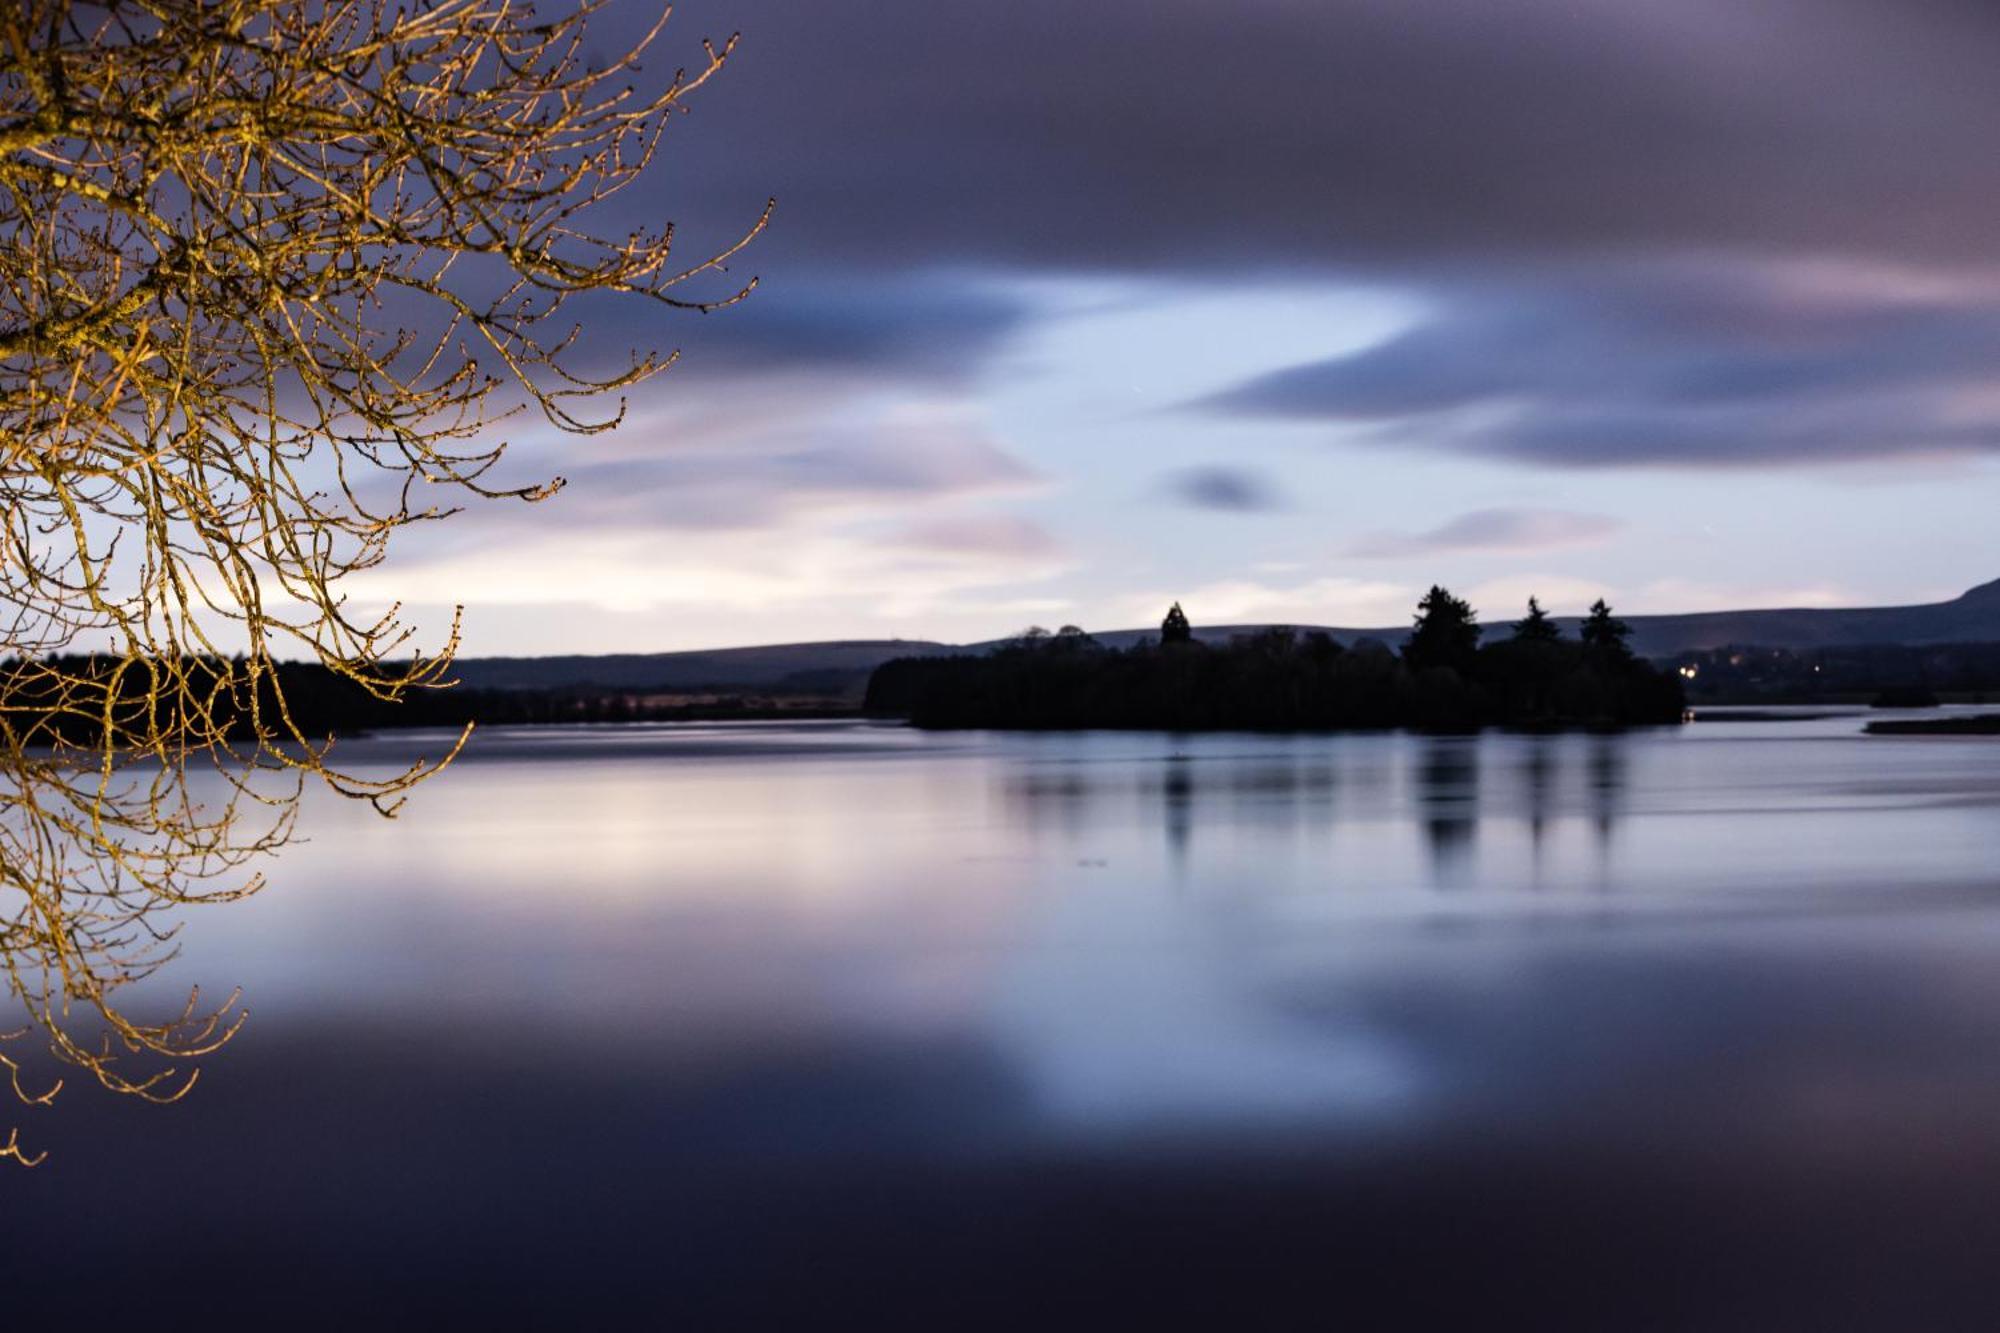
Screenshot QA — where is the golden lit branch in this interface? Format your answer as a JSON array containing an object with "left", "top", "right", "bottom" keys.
[{"left": 0, "top": 0, "right": 762, "bottom": 1162}]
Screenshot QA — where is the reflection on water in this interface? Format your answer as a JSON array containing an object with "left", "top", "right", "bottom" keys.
[
  {"left": 1419, "top": 737, "right": 1479, "bottom": 885},
  {"left": 1162, "top": 756, "right": 1193, "bottom": 870},
  {"left": 1589, "top": 732, "right": 1628, "bottom": 852},
  {"left": 1002, "top": 728, "right": 1645, "bottom": 898},
  {"left": 1521, "top": 732, "right": 1556, "bottom": 863},
  {"left": 10, "top": 710, "right": 2000, "bottom": 1324}
]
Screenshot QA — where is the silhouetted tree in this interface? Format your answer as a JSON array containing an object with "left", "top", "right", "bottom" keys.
[
  {"left": 1512, "top": 597, "right": 1563, "bottom": 642},
  {"left": 1582, "top": 599, "right": 1635, "bottom": 661},
  {"left": 1161, "top": 602, "right": 1194, "bottom": 645},
  {"left": 1051, "top": 626, "right": 1102, "bottom": 653},
  {"left": 1300, "top": 631, "right": 1344, "bottom": 660},
  {"left": 1404, "top": 586, "right": 1482, "bottom": 674}
]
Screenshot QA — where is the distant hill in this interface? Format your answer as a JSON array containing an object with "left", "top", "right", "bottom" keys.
[
  {"left": 1049, "top": 578, "right": 2000, "bottom": 659},
  {"left": 449, "top": 639, "right": 951, "bottom": 696},
  {"left": 1591, "top": 577, "right": 2000, "bottom": 657},
  {"left": 444, "top": 580, "right": 2000, "bottom": 693}
]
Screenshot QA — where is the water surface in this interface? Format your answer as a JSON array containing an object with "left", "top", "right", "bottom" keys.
[{"left": 8, "top": 710, "right": 2000, "bottom": 1326}]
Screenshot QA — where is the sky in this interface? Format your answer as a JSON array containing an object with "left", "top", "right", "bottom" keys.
[{"left": 372, "top": 0, "right": 2000, "bottom": 654}]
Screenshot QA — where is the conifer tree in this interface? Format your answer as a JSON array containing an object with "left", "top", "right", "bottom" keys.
[
  {"left": 1512, "top": 597, "right": 1563, "bottom": 642},
  {"left": 1404, "top": 586, "right": 1481, "bottom": 673},
  {"left": 1582, "top": 599, "right": 1635, "bottom": 660}
]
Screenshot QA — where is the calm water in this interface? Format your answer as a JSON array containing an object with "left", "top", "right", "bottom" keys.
[{"left": 8, "top": 710, "right": 2000, "bottom": 1326}]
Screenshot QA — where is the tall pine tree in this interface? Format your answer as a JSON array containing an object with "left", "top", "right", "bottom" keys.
[
  {"left": 1512, "top": 596, "right": 1562, "bottom": 642},
  {"left": 1404, "top": 586, "right": 1482, "bottom": 673},
  {"left": 1581, "top": 599, "right": 1634, "bottom": 661}
]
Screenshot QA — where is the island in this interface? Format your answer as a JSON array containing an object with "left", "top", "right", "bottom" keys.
[{"left": 866, "top": 589, "right": 1687, "bottom": 732}]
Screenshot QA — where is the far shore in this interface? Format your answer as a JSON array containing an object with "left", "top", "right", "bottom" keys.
[{"left": 1865, "top": 715, "right": 2000, "bottom": 736}]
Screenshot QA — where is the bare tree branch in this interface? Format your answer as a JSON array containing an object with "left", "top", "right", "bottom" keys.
[{"left": 0, "top": 0, "right": 762, "bottom": 1162}]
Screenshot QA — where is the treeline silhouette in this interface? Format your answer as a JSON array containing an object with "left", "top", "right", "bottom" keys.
[
  {"left": 1669, "top": 641, "right": 2000, "bottom": 705},
  {"left": 0, "top": 655, "right": 840, "bottom": 747},
  {"left": 866, "top": 590, "right": 1686, "bottom": 732}
]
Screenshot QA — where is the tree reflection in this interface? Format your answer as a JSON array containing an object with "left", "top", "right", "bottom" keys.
[
  {"left": 1522, "top": 735, "right": 1557, "bottom": 866},
  {"left": 1162, "top": 758, "right": 1195, "bottom": 872},
  {"left": 1588, "top": 735, "right": 1629, "bottom": 856},
  {"left": 1006, "top": 764, "right": 1099, "bottom": 841},
  {"left": 1419, "top": 738, "right": 1480, "bottom": 888}
]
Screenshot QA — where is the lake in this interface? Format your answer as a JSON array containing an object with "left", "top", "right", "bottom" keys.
[{"left": 7, "top": 710, "right": 2000, "bottom": 1326}]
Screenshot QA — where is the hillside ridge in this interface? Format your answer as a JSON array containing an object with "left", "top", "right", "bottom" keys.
[{"left": 447, "top": 580, "right": 2000, "bottom": 694}]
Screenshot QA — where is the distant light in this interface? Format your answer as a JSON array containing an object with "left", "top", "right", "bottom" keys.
[{"left": 1680, "top": 665, "right": 1698, "bottom": 679}]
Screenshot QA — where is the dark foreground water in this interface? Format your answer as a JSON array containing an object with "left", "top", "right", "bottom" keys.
[{"left": 6, "top": 711, "right": 2000, "bottom": 1327}]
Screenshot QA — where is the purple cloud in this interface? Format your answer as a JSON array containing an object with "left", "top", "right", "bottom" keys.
[
  {"left": 1162, "top": 465, "right": 1285, "bottom": 513},
  {"left": 891, "top": 515, "right": 1062, "bottom": 559},
  {"left": 1199, "top": 260, "right": 2000, "bottom": 467},
  {"left": 658, "top": 0, "right": 2000, "bottom": 271},
  {"left": 1347, "top": 508, "right": 1623, "bottom": 559}
]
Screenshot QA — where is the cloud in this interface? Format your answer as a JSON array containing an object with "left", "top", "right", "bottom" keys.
[
  {"left": 346, "top": 518, "right": 1067, "bottom": 623},
  {"left": 451, "top": 381, "right": 1047, "bottom": 539},
  {"left": 529, "top": 1, "right": 2000, "bottom": 484},
  {"left": 569, "top": 275, "right": 1032, "bottom": 385},
  {"left": 1161, "top": 465, "right": 1284, "bottom": 513},
  {"left": 1115, "top": 577, "right": 1413, "bottom": 629},
  {"left": 561, "top": 429, "right": 1039, "bottom": 531},
  {"left": 606, "top": 2, "right": 2000, "bottom": 472},
  {"left": 1464, "top": 576, "right": 1618, "bottom": 620},
  {"left": 657, "top": 0, "right": 2000, "bottom": 272},
  {"left": 1200, "top": 259, "right": 2000, "bottom": 468},
  {"left": 333, "top": 372, "right": 1062, "bottom": 636},
  {"left": 327, "top": 1, "right": 2000, "bottom": 652},
  {"left": 1348, "top": 508, "right": 1622, "bottom": 559},
  {"left": 890, "top": 515, "right": 1061, "bottom": 559}
]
